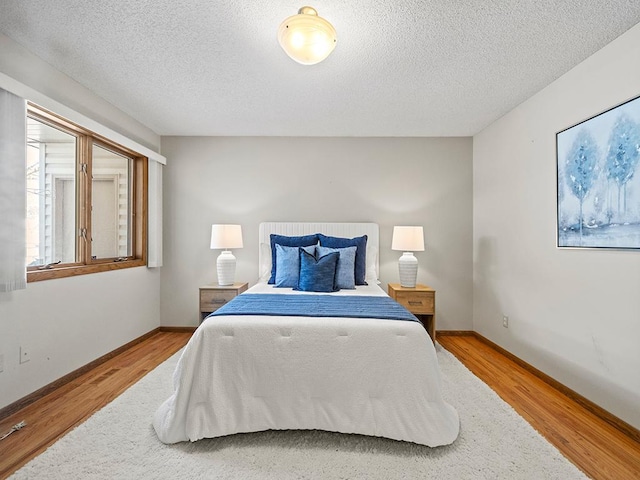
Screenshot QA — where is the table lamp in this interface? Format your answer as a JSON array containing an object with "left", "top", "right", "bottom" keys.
[
  {"left": 391, "top": 226, "right": 425, "bottom": 288},
  {"left": 210, "top": 224, "right": 243, "bottom": 286}
]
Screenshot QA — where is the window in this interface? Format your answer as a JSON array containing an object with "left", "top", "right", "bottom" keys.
[{"left": 26, "top": 105, "right": 147, "bottom": 281}]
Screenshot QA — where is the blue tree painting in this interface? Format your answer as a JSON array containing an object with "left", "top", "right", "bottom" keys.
[{"left": 557, "top": 95, "right": 640, "bottom": 249}]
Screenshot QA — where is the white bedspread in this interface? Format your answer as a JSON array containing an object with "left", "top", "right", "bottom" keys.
[{"left": 153, "top": 284, "right": 459, "bottom": 447}]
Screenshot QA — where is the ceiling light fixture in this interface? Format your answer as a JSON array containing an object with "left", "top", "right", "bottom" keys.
[{"left": 277, "top": 6, "right": 337, "bottom": 65}]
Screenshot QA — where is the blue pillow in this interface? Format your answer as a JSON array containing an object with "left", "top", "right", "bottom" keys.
[
  {"left": 268, "top": 233, "right": 319, "bottom": 284},
  {"left": 296, "top": 248, "right": 339, "bottom": 292},
  {"left": 316, "top": 245, "right": 356, "bottom": 289},
  {"left": 275, "top": 244, "right": 315, "bottom": 288},
  {"left": 317, "top": 234, "right": 368, "bottom": 285}
]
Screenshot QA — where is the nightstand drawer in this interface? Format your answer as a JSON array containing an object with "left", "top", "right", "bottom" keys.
[
  {"left": 394, "top": 291, "right": 435, "bottom": 314},
  {"left": 388, "top": 283, "right": 436, "bottom": 342},
  {"left": 199, "top": 290, "right": 237, "bottom": 312}
]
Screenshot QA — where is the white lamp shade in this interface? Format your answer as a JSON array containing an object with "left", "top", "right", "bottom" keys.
[
  {"left": 210, "top": 224, "right": 243, "bottom": 250},
  {"left": 277, "top": 6, "right": 337, "bottom": 65},
  {"left": 391, "top": 226, "right": 425, "bottom": 252}
]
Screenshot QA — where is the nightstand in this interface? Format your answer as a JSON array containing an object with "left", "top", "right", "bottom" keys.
[
  {"left": 199, "top": 282, "right": 248, "bottom": 323},
  {"left": 388, "top": 283, "right": 436, "bottom": 342}
]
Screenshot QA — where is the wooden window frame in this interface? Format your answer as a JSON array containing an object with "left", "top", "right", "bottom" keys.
[{"left": 27, "top": 104, "right": 148, "bottom": 282}]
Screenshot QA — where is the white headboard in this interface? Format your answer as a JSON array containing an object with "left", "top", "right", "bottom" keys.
[{"left": 258, "top": 222, "right": 380, "bottom": 283}]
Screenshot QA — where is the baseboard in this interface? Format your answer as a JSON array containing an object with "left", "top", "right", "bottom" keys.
[
  {"left": 472, "top": 331, "right": 640, "bottom": 444},
  {"left": 159, "top": 326, "right": 197, "bottom": 333},
  {"left": 0, "top": 327, "right": 161, "bottom": 421},
  {"left": 436, "top": 330, "right": 475, "bottom": 336}
]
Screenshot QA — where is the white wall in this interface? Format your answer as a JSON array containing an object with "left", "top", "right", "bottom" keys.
[
  {"left": 160, "top": 137, "right": 473, "bottom": 331},
  {"left": 0, "top": 33, "right": 160, "bottom": 151},
  {"left": 0, "top": 269, "right": 160, "bottom": 407},
  {"left": 0, "top": 34, "right": 162, "bottom": 410},
  {"left": 473, "top": 23, "right": 640, "bottom": 429}
]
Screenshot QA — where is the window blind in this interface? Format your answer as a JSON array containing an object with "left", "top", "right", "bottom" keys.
[{"left": 0, "top": 88, "right": 27, "bottom": 291}]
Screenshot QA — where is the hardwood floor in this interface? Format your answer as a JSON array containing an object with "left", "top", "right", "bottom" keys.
[
  {"left": 0, "top": 331, "right": 192, "bottom": 479},
  {"left": 438, "top": 334, "right": 640, "bottom": 480},
  {"left": 1, "top": 331, "right": 638, "bottom": 479}
]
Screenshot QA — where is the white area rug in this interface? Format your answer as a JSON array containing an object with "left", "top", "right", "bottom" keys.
[{"left": 10, "top": 345, "right": 587, "bottom": 479}]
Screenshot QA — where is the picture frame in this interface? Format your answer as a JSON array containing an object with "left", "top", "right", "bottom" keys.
[{"left": 556, "top": 94, "right": 640, "bottom": 249}]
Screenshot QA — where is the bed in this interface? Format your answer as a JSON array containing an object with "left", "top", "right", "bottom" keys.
[{"left": 153, "top": 222, "right": 459, "bottom": 447}]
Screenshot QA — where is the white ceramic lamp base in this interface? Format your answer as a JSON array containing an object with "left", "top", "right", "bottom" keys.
[
  {"left": 398, "top": 252, "right": 418, "bottom": 288},
  {"left": 217, "top": 250, "right": 236, "bottom": 286}
]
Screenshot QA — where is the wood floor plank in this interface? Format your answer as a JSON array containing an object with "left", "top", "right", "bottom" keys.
[
  {"left": 1, "top": 332, "right": 638, "bottom": 479},
  {"left": 0, "top": 331, "right": 191, "bottom": 479},
  {"left": 438, "top": 335, "right": 640, "bottom": 480}
]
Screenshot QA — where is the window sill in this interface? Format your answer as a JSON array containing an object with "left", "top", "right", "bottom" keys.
[{"left": 27, "top": 259, "right": 146, "bottom": 283}]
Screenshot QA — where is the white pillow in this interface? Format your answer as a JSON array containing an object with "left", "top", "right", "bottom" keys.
[
  {"left": 365, "top": 245, "right": 379, "bottom": 283},
  {"left": 258, "top": 242, "right": 271, "bottom": 283}
]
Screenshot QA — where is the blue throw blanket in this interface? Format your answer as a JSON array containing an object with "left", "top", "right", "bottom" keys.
[{"left": 208, "top": 294, "right": 419, "bottom": 323}]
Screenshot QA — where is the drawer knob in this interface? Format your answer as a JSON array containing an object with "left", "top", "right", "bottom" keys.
[
  {"left": 211, "top": 299, "right": 226, "bottom": 305},
  {"left": 408, "top": 301, "right": 422, "bottom": 306}
]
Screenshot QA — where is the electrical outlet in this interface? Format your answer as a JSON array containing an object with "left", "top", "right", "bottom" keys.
[
  {"left": 0, "top": 353, "right": 4, "bottom": 372},
  {"left": 20, "top": 346, "right": 30, "bottom": 364},
  {"left": 502, "top": 315, "right": 509, "bottom": 328}
]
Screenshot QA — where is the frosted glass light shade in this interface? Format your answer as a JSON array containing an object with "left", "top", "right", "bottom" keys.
[{"left": 278, "top": 6, "right": 337, "bottom": 65}]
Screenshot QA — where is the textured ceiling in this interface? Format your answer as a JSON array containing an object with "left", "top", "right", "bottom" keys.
[{"left": 1, "top": 1, "right": 639, "bottom": 137}]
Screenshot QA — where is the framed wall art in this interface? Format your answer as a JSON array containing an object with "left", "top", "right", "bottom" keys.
[{"left": 557, "top": 94, "right": 640, "bottom": 249}]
